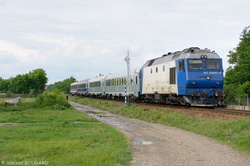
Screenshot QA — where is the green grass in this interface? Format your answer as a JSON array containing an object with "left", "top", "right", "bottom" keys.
[
  {"left": 0, "top": 106, "right": 96, "bottom": 123},
  {"left": 0, "top": 98, "right": 131, "bottom": 166},
  {"left": 70, "top": 97, "right": 250, "bottom": 155},
  {"left": 0, "top": 98, "right": 96, "bottom": 123}
]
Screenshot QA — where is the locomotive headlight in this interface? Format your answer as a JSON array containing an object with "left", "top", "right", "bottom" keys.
[
  {"left": 206, "top": 76, "right": 211, "bottom": 80},
  {"left": 192, "top": 81, "right": 196, "bottom": 85},
  {"left": 200, "top": 55, "right": 208, "bottom": 59},
  {"left": 216, "top": 81, "right": 220, "bottom": 85}
]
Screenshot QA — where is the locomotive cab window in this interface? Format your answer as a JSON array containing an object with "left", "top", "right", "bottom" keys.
[
  {"left": 206, "top": 59, "right": 220, "bottom": 70},
  {"left": 188, "top": 60, "right": 203, "bottom": 70},
  {"left": 178, "top": 60, "right": 184, "bottom": 72}
]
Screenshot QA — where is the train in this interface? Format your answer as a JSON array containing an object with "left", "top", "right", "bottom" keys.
[{"left": 70, "top": 47, "right": 224, "bottom": 107}]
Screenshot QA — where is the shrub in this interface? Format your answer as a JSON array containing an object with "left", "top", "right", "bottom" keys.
[{"left": 36, "top": 89, "right": 70, "bottom": 109}]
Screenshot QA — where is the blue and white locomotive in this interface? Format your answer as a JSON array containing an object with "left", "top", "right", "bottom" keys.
[
  {"left": 140, "top": 47, "right": 224, "bottom": 106},
  {"left": 70, "top": 47, "right": 224, "bottom": 107}
]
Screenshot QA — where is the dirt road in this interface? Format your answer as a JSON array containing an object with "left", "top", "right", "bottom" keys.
[{"left": 71, "top": 102, "right": 250, "bottom": 166}]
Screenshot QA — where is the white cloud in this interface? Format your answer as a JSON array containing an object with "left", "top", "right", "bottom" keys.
[
  {"left": 0, "top": 51, "right": 18, "bottom": 64},
  {"left": 0, "top": 40, "right": 46, "bottom": 79},
  {"left": 24, "top": 33, "right": 62, "bottom": 44},
  {"left": 100, "top": 48, "right": 111, "bottom": 54},
  {"left": 0, "top": 40, "right": 41, "bottom": 62}
]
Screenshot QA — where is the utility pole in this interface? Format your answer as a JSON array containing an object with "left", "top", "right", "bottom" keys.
[{"left": 124, "top": 50, "right": 130, "bottom": 106}]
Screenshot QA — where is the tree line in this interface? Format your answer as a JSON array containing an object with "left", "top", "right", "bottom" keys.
[
  {"left": 46, "top": 77, "right": 77, "bottom": 94},
  {"left": 0, "top": 68, "right": 76, "bottom": 95},
  {"left": 224, "top": 26, "right": 250, "bottom": 105},
  {"left": 0, "top": 68, "right": 48, "bottom": 95}
]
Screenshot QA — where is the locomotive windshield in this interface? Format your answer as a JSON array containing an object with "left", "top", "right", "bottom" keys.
[
  {"left": 188, "top": 60, "right": 203, "bottom": 70},
  {"left": 206, "top": 59, "right": 221, "bottom": 70}
]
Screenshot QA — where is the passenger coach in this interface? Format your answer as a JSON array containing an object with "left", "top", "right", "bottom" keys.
[
  {"left": 77, "top": 79, "right": 89, "bottom": 96},
  {"left": 70, "top": 82, "right": 78, "bottom": 95},
  {"left": 105, "top": 68, "right": 140, "bottom": 100}
]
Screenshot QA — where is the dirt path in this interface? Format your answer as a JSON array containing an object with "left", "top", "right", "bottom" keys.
[{"left": 71, "top": 102, "right": 250, "bottom": 166}]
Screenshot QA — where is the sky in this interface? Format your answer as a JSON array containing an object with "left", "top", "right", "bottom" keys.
[{"left": 0, "top": 0, "right": 249, "bottom": 84}]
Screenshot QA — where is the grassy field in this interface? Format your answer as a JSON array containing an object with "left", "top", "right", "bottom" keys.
[
  {"left": 70, "top": 97, "right": 250, "bottom": 155},
  {"left": 0, "top": 98, "right": 131, "bottom": 166}
]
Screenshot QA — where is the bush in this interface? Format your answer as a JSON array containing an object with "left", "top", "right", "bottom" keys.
[{"left": 36, "top": 89, "right": 70, "bottom": 109}]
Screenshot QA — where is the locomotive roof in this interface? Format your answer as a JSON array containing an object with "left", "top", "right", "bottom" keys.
[{"left": 142, "top": 47, "right": 220, "bottom": 67}]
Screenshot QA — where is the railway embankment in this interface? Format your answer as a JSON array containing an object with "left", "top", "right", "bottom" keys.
[{"left": 226, "top": 105, "right": 250, "bottom": 111}]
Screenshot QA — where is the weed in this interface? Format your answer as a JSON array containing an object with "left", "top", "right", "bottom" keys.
[
  {"left": 36, "top": 89, "right": 70, "bottom": 109},
  {"left": 50, "top": 104, "right": 66, "bottom": 110}
]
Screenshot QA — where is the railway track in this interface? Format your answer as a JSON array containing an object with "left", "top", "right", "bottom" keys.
[
  {"left": 72, "top": 96, "right": 250, "bottom": 118},
  {"left": 138, "top": 102, "right": 250, "bottom": 116},
  {"left": 209, "top": 107, "right": 250, "bottom": 116}
]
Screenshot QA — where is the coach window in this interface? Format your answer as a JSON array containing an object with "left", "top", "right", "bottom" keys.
[
  {"left": 163, "top": 65, "right": 165, "bottom": 72},
  {"left": 105, "top": 80, "right": 108, "bottom": 86},
  {"left": 206, "top": 59, "right": 220, "bottom": 70},
  {"left": 156, "top": 67, "right": 158, "bottom": 73},
  {"left": 122, "top": 78, "right": 124, "bottom": 85},
  {"left": 150, "top": 68, "right": 153, "bottom": 74},
  {"left": 188, "top": 60, "right": 203, "bottom": 70}
]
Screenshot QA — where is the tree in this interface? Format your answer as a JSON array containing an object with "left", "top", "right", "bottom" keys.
[
  {"left": 8, "top": 74, "right": 32, "bottom": 94},
  {"left": 29, "top": 69, "right": 48, "bottom": 95},
  {"left": 0, "top": 77, "right": 9, "bottom": 93},
  {"left": 225, "top": 26, "right": 250, "bottom": 98},
  {"left": 225, "top": 26, "right": 250, "bottom": 84}
]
